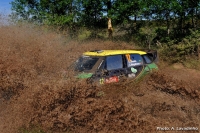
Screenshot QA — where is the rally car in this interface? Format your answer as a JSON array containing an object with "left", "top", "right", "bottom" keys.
[{"left": 73, "top": 49, "right": 158, "bottom": 84}]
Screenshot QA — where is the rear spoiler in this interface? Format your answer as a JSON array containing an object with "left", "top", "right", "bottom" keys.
[
  {"left": 133, "top": 49, "right": 159, "bottom": 63},
  {"left": 146, "top": 50, "right": 159, "bottom": 63}
]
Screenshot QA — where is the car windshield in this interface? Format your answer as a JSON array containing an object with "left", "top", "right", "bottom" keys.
[{"left": 74, "top": 56, "right": 99, "bottom": 72}]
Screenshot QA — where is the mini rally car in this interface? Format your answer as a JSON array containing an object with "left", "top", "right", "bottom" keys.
[{"left": 73, "top": 49, "right": 158, "bottom": 85}]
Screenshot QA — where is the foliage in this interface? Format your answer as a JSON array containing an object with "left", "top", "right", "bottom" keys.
[
  {"left": 9, "top": 0, "right": 200, "bottom": 60},
  {"left": 160, "top": 29, "right": 200, "bottom": 63},
  {"left": 138, "top": 24, "right": 157, "bottom": 49},
  {"left": 10, "top": 0, "right": 200, "bottom": 28},
  {"left": 182, "top": 58, "right": 200, "bottom": 70}
]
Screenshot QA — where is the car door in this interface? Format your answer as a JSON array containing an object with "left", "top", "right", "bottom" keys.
[
  {"left": 95, "top": 55, "right": 126, "bottom": 84},
  {"left": 104, "top": 55, "right": 128, "bottom": 83}
]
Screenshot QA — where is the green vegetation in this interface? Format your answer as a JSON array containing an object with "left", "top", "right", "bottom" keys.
[
  {"left": 10, "top": 0, "right": 200, "bottom": 63},
  {"left": 160, "top": 30, "right": 200, "bottom": 62}
]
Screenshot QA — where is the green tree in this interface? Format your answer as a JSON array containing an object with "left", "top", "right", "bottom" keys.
[
  {"left": 11, "top": 0, "right": 39, "bottom": 21},
  {"left": 10, "top": 0, "right": 200, "bottom": 41},
  {"left": 11, "top": 0, "right": 79, "bottom": 26},
  {"left": 81, "top": 0, "right": 104, "bottom": 28}
]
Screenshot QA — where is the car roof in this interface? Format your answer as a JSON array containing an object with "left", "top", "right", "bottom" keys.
[{"left": 83, "top": 50, "right": 147, "bottom": 56}]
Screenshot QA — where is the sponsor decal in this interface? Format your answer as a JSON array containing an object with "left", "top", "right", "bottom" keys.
[
  {"left": 105, "top": 76, "right": 119, "bottom": 83},
  {"left": 128, "top": 62, "right": 141, "bottom": 67},
  {"left": 131, "top": 67, "right": 137, "bottom": 73},
  {"left": 126, "top": 54, "right": 142, "bottom": 67},
  {"left": 128, "top": 73, "right": 135, "bottom": 78}
]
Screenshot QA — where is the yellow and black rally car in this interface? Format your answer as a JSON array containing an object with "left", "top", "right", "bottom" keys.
[{"left": 73, "top": 49, "right": 158, "bottom": 84}]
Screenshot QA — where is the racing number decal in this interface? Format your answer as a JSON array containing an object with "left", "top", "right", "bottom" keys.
[
  {"left": 99, "top": 78, "right": 105, "bottom": 84},
  {"left": 126, "top": 54, "right": 132, "bottom": 62}
]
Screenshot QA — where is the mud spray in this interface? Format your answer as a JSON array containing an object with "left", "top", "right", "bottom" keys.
[{"left": 0, "top": 23, "right": 200, "bottom": 133}]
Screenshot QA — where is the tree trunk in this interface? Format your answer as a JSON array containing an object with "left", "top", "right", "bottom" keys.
[
  {"left": 108, "top": 18, "right": 113, "bottom": 40},
  {"left": 198, "top": 45, "right": 200, "bottom": 59},
  {"left": 107, "top": 0, "right": 111, "bottom": 16},
  {"left": 195, "top": 7, "right": 198, "bottom": 29},
  {"left": 192, "top": 8, "right": 194, "bottom": 28},
  {"left": 166, "top": 15, "right": 170, "bottom": 36}
]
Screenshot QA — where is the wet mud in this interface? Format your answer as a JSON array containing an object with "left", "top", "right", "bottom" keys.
[{"left": 0, "top": 24, "right": 200, "bottom": 133}]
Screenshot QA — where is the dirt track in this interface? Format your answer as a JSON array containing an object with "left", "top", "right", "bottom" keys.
[{"left": 0, "top": 24, "right": 200, "bottom": 133}]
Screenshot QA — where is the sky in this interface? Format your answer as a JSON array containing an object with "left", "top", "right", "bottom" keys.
[{"left": 0, "top": 0, "right": 13, "bottom": 15}]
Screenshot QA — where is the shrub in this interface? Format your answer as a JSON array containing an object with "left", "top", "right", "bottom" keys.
[{"left": 160, "top": 29, "right": 200, "bottom": 63}]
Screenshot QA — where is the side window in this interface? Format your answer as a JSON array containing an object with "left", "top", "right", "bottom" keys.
[
  {"left": 143, "top": 55, "right": 152, "bottom": 64},
  {"left": 106, "top": 55, "right": 123, "bottom": 70},
  {"left": 125, "top": 54, "right": 143, "bottom": 67}
]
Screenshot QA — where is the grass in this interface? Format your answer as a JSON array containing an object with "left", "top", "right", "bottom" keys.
[
  {"left": 78, "top": 29, "right": 91, "bottom": 40},
  {"left": 182, "top": 57, "right": 200, "bottom": 70}
]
